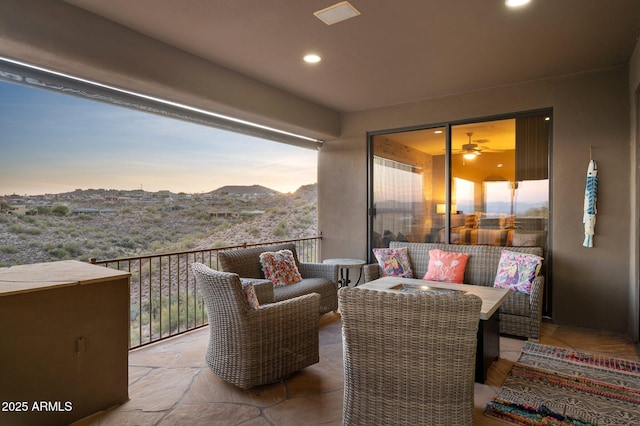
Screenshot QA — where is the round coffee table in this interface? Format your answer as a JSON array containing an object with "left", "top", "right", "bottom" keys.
[{"left": 323, "top": 258, "right": 367, "bottom": 288}]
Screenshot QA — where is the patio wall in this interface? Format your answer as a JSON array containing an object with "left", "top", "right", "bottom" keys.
[{"left": 319, "top": 66, "right": 632, "bottom": 333}]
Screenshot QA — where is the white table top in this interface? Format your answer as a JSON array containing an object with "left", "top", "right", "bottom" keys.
[
  {"left": 358, "top": 276, "right": 509, "bottom": 320},
  {"left": 323, "top": 258, "right": 367, "bottom": 267}
]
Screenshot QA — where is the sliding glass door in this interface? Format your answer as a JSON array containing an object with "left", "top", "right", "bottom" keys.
[{"left": 368, "top": 110, "right": 551, "bottom": 313}]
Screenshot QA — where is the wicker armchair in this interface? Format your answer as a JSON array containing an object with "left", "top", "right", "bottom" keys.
[
  {"left": 339, "top": 287, "right": 482, "bottom": 425},
  {"left": 218, "top": 242, "right": 339, "bottom": 315},
  {"left": 191, "top": 263, "right": 320, "bottom": 389}
]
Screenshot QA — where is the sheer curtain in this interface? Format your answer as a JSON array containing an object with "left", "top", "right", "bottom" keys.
[{"left": 373, "top": 156, "right": 423, "bottom": 245}]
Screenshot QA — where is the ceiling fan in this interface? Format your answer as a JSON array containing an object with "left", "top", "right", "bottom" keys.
[{"left": 455, "top": 132, "right": 502, "bottom": 160}]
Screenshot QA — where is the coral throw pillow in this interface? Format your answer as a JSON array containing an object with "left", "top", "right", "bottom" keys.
[
  {"left": 259, "top": 249, "right": 302, "bottom": 287},
  {"left": 493, "top": 250, "right": 543, "bottom": 294},
  {"left": 240, "top": 279, "right": 260, "bottom": 309},
  {"left": 423, "top": 249, "right": 469, "bottom": 284},
  {"left": 372, "top": 247, "right": 413, "bottom": 278}
]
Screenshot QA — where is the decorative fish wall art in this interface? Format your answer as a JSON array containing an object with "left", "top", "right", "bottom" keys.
[{"left": 583, "top": 160, "right": 598, "bottom": 248}]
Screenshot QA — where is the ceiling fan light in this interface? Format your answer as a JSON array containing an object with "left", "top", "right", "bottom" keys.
[{"left": 463, "top": 152, "right": 477, "bottom": 160}]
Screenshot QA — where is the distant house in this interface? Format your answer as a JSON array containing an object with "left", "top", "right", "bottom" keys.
[
  {"left": 207, "top": 209, "right": 240, "bottom": 218},
  {"left": 8, "top": 205, "right": 27, "bottom": 215}
]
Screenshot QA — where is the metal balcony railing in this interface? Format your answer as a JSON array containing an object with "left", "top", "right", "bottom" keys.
[{"left": 91, "top": 236, "right": 322, "bottom": 349}]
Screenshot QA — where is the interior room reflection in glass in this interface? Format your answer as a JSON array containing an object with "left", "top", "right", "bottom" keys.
[
  {"left": 371, "top": 114, "right": 549, "bottom": 252},
  {"left": 371, "top": 127, "right": 446, "bottom": 247}
]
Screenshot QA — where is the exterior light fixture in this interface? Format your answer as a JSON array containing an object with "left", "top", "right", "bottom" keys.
[
  {"left": 303, "top": 54, "right": 322, "bottom": 64},
  {"left": 505, "top": 0, "right": 531, "bottom": 7}
]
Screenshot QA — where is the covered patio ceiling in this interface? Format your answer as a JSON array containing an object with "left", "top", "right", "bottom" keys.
[{"left": 64, "top": 0, "right": 640, "bottom": 113}]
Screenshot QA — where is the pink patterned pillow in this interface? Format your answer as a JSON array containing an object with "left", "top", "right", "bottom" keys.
[
  {"left": 372, "top": 247, "right": 413, "bottom": 278},
  {"left": 240, "top": 279, "right": 260, "bottom": 309},
  {"left": 423, "top": 249, "right": 469, "bottom": 284},
  {"left": 493, "top": 250, "right": 543, "bottom": 294},
  {"left": 259, "top": 249, "right": 302, "bottom": 287}
]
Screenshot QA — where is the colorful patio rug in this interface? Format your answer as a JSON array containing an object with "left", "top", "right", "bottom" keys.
[{"left": 484, "top": 342, "right": 640, "bottom": 425}]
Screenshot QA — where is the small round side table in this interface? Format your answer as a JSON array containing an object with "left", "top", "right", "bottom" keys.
[{"left": 323, "top": 258, "right": 367, "bottom": 288}]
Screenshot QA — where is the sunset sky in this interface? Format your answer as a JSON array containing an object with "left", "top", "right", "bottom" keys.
[{"left": 0, "top": 81, "right": 318, "bottom": 196}]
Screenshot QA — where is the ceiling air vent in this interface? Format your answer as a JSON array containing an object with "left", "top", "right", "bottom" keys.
[{"left": 314, "top": 1, "right": 361, "bottom": 25}]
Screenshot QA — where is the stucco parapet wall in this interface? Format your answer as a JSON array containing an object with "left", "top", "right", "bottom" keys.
[{"left": 0, "top": 0, "right": 340, "bottom": 141}]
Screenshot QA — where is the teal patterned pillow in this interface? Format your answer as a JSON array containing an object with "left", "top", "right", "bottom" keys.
[
  {"left": 372, "top": 247, "right": 414, "bottom": 278},
  {"left": 494, "top": 250, "right": 543, "bottom": 294}
]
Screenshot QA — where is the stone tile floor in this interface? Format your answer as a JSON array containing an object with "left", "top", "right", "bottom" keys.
[{"left": 75, "top": 313, "right": 640, "bottom": 425}]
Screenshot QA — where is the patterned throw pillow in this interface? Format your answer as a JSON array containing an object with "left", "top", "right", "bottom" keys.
[
  {"left": 423, "top": 249, "right": 469, "bottom": 284},
  {"left": 259, "top": 249, "right": 302, "bottom": 287},
  {"left": 240, "top": 279, "right": 260, "bottom": 309},
  {"left": 372, "top": 247, "right": 413, "bottom": 278},
  {"left": 493, "top": 250, "right": 543, "bottom": 294}
]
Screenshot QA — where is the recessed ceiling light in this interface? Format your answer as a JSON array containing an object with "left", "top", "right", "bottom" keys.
[
  {"left": 505, "top": 0, "right": 531, "bottom": 7},
  {"left": 314, "top": 1, "right": 361, "bottom": 25},
  {"left": 303, "top": 54, "right": 322, "bottom": 64},
  {"left": 434, "top": 130, "right": 443, "bottom": 134}
]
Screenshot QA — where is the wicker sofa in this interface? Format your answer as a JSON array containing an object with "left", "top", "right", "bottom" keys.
[
  {"left": 218, "top": 242, "right": 339, "bottom": 315},
  {"left": 363, "top": 241, "right": 545, "bottom": 340}
]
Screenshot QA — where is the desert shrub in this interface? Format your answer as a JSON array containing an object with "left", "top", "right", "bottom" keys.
[
  {"left": 214, "top": 222, "right": 231, "bottom": 233},
  {"left": 10, "top": 224, "right": 42, "bottom": 235},
  {"left": 44, "top": 243, "right": 70, "bottom": 260},
  {"left": 0, "top": 245, "right": 18, "bottom": 254},
  {"left": 272, "top": 220, "right": 288, "bottom": 237},
  {"left": 213, "top": 240, "right": 228, "bottom": 248},
  {"left": 181, "top": 237, "right": 196, "bottom": 250},
  {"left": 195, "top": 211, "right": 209, "bottom": 221},
  {"left": 52, "top": 205, "right": 69, "bottom": 216},
  {"left": 35, "top": 206, "right": 52, "bottom": 215},
  {"left": 63, "top": 242, "right": 83, "bottom": 257},
  {"left": 20, "top": 215, "right": 37, "bottom": 224},
  {"left": 119, "top": 236, "right": 137, "bottom": 249}
]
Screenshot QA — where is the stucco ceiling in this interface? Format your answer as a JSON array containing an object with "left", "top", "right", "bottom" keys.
[{"left": 64, "top": 0, "right": 640, "bottom": 113}]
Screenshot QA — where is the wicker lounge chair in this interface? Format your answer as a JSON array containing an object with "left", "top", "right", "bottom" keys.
[
  {"left": 218, "top": 242, "right": 339, "bottom": 315},
  {"left": 339, "top": 286, "right": 482, "bottom": 425},
  {"left": 191, "top": 263, "right": 321, "bottom": 389}
]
